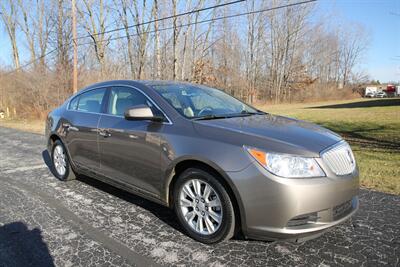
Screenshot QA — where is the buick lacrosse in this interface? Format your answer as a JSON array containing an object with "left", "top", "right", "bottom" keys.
[{"left": 46, "top": 80, "right": 359, "bottom": 244}]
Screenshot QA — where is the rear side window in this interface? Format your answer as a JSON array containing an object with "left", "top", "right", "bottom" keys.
[{"left": 77, "top": 88, "right": 106, "bottom": 113}]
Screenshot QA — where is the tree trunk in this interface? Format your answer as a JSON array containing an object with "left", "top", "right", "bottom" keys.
[
  {"left": 172, "top": 0, "right": 178, "bottom": 80},
  {"left": 1, "top": 1, "right": 20, "bottom": 69},
  {"left": 153, "top": 0, "right": 161, "bottom": 79}
]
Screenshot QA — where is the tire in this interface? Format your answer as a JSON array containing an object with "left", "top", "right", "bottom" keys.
[
  {"left": 173, "top": 168, "right": 236, "bottom": 244},
  {"left": 51, "top": 139, "right": 76, "bottom": 181}
]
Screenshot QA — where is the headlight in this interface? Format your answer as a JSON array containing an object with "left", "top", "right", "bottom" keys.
[{"left": 244, "top": 146, "right": 325, "bottom": 178}]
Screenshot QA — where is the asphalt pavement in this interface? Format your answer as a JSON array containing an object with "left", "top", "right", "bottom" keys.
[{"left": 0, "top": 126, "right": 399, "bottom": 267}]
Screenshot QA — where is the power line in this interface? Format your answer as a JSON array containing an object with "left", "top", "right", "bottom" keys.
[
  {"left": 4, "top": 0, "right": 317, "bottom": 76},
  {"left": 78, "top": 0, "right": 317, "bottom": 46},
  {"left": 3, "top": 48, "right": 58, "bottom": 76},
  {"left": 3, "top": 0, "right": 245, "bottom": 75},
  {"left": 74, "top": 0, "right": 246, "bottom": 41}
]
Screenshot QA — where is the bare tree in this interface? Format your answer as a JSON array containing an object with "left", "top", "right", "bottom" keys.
[
  {"left": 133, "top": 0, "right": 153, "bottom": 79},
  {"left": 79, "top": 0, "right": 110, "bottom": 76},
  {"left": 171, "top": 0, "right": 178, "bottom": 80},
  {"left": 192, "top": 0, "right": 220, "bottom": 83},
  {"left": 17, "top": 0, "right": 36, "bottom": 64},
  {"left": 153, "top": 0, "right": 161, "bottom": 79},
  {"left": 114, "top": 0, "right": 136, "bottom": 77},
  {"left": 17, "top": 0, "right": 53, "bottom": 69},
  {"left": 266, "top": 0, "right": 313, "bottom": 102},
  {"left": 180, "top": 0, "right": 193, "bottom": 81},
  {"left": 0, "top": 0, "right": 373, "bottom": 120},
  {"left": 190, "top": 0, "right": 205, "bottom": 80},
  {"left": 36, "top": 0, "right": 53, "bottom": 68},
  {"left": 1, "top": 0, "right": 20, "bottom": 68},
  {"left": 339, "top": 25, "right": 368, "bottom": 86},
  {"left": 55, "top": 0, "right": 71, "bottom": 71},
  {"left": 245, "top": 0, "right": 264, "bottom": 103}
]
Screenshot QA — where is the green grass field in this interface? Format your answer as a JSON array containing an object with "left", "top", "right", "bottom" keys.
[{"left": 258, "top": 98, "right": 400, "bottom": 195}]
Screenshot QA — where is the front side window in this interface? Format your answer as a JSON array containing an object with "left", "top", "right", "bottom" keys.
[
  {"left": 152, "top": 84, "right": 259, "bottom": 119},
  {"left": 108, "top": 87, "right": 160, "bottom": 117},
  {"left": 69, "top": 96, "right": 79, "bottom": 110},
  {"left": 77, "top": 88, "right": 106, "bottom": 113}
]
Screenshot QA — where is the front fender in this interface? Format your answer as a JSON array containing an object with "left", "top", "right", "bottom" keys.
[{"left": 161, "top": 154, "right": 248, "bottom": 233}]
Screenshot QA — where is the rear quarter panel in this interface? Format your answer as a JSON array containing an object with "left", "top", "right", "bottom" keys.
[{"left": 46, "top": 106, "right": 65, "bottom": 150}]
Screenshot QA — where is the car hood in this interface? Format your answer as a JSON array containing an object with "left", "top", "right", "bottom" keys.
[{"left": 193, "top": 114, "right": 342, "bottom": 157}]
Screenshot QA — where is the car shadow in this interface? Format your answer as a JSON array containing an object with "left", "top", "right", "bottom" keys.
[
  {"left": 320, "top": 124, "right": 400, "bottom": 151},
  {"left": 0, "top": 222, "right": 55, "bottom": 267},
  {"left": 77, "top": 174, "right": 183, "bottom": 231},
  {"left": 78, "top": 174, "right": 247, "bottom": 241},
  {"left": 42, "top": 150, "right": 182, "bottom": 231},
  {"left": 41, "top": 149, "right": 247, "bottom": 241},
  {"left": 308, "top": 98, "right": 400, "bottom": 109}
]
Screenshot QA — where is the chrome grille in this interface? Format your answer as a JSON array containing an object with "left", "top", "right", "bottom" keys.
[{"left": 321, "top": 141, "right": 356, "bottom": 176}]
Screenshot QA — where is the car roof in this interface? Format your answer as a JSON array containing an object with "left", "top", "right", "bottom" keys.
[
  {"left": 77, "top": 80, "right": 199, "bottom": 96},
  {"left": 141, "top": 80, "right": 193, "bottom": 86},
  {"left": 83, "top": 80, "right": 193, "bottom": 89}
]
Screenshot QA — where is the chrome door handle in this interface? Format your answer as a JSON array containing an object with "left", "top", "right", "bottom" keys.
[
  {"left": 63, "top": 123, "right": 79, "bottom": 132},
  {"left": 99, "top": 129, "right": 111, "bottom": 137},
  {"left": 62, "top": 123, "right": 79, "bottom": 132}
]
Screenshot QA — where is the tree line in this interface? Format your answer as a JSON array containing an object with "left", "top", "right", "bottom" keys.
[{"left": 0, "top": 0, "right": 369, "bottom": 118}]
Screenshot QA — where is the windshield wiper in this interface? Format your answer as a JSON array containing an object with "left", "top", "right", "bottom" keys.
[
  {"left": 192, "top": 114, "right": 231, "bottom": 121},
  {"left": 240, "top": 110, "right": 265, "bottom": 115},
  {"left": 193, "top": 111, "right": 265, "bottom": 121}
]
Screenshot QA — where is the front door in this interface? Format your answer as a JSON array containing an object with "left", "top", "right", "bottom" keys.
[{"left": 98, "top": 86, "right": 164, "bottom": 196}]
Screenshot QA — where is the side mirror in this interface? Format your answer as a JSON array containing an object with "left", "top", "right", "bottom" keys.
[{"left": 124, "top": 105, "right": 164, "bottom": 122}]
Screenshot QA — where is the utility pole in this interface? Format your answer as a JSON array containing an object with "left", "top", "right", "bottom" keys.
[{"left": 72, "top": 0, "right": 78, "bottom": 93}]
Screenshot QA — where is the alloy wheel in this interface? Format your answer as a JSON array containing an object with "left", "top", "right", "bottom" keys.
[
  {"left": 53, "top": 144, "right": 67, "bottom": 176},
  {"left": 179, "top": 179, "right": 223, "bottom": 235}
]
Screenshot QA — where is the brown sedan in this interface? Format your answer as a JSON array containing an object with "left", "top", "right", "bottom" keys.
[{"left": 46, "top": 80, "right": 359, "bottom": 244}]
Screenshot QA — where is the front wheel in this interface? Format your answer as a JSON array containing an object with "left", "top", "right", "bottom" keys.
[
  {"left": 173, "top": 168, "right": 236, "bottom": 244},
  {"left": 51, "top": 140, "right": 76, "bottom": 181}
]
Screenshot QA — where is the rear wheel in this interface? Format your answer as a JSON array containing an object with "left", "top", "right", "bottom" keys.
[
  {"left": 173, "top": 168, "right": 236, "bottom": 244},
  {"left": 51, "top": 140, "right": 76, "bottom": 181}
]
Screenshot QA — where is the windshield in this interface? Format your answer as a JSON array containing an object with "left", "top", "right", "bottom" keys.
[{"left": 151, "top": 84, "right": 260, "bottom": 119}]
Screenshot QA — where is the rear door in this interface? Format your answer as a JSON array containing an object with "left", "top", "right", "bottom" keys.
[
  {"left": 98, "top": 86, "right": 164, "bottom": 196},
  {"left": 64, "top": 88, "right": 107, "bottom": 174}
]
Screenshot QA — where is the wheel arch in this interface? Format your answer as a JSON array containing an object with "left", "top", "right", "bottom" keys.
[
  {"left": 48, "top": 133, "right": 61, "bottom": 151},
  {"left": 165, "top": 158, "right": 246, "bottom": 234},
  {"left": 47, "top": 133, "right": 76, "bottom": 170}
]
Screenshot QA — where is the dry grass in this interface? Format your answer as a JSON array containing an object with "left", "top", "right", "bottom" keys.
[
  {"left": 0, "top": 119, "right": 44, "bottom": 135},
  {"left": 257, "top": 97, "right": 400, "bottom": 195}
]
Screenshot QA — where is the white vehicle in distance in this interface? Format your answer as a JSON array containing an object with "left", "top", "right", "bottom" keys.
[
  {"left": 375, "top": 91, "right": 387, "bottom": 98},
  {"left": 365, "top": 91, "right": 376, "bottom": 98},
  {"left": 365, "top": 86, "right": 378, "bottom": 98}
]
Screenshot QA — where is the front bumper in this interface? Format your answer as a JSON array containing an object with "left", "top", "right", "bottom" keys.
[{"left": 227, "top": 160, "right": 359, "bottom": 241}]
